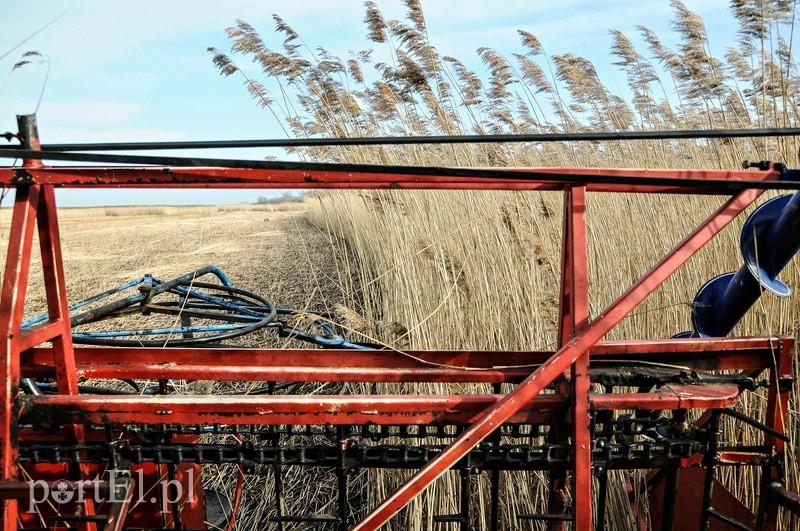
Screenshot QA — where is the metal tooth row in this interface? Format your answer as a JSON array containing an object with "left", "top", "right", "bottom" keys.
[
  {"left": 92, "top": 422, "right": 553, "bottom": 440},
  {"left": 21, "top": 414, "right": 707, "bottom": 469},
  {"left": 18, "top": 439, "right": 705, "bottom": 470},
  {"left": 68, "top": 416, "right": 669, "bottom": 443}
]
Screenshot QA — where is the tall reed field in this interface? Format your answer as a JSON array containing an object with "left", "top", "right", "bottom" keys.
[{"left": 211, "top": 1, "right": 800, "bottom": 529}]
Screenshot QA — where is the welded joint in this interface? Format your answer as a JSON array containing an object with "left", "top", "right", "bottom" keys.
[{"left": 11, "top": 169, "right": 33, "bottom": 184}]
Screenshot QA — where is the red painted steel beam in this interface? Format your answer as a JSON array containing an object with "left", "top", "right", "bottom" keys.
[
  {"left": 21, "top": 384, "right": 741, "bottom": 426},
  {"left": 17, "top": 319, "right": 64, "bottom": 352},
  {"left": 78, "top": 363, "right": 529, "bottom": 384},
  {"left": 590, "top": 383, "right": 742, "bottom": 410},
  {"left": 351, "top": 189, "right": 763, "bottom": 530},
  {"left": 0, "top": 184, "right": 40, "bottom": 531},
  {"left": 593, "top": 336, "right": 788, "bottom": 354},
  {"left": 0, "top": 165, "right": 782, "bottom": 194},
  {"left": 36, "top": 185, "right": 80, "bottom": 397},
  {"left": 20, "top": 337, "right": 791, "bottom": 382},
  {"left": 548, "top": 184, "right": 583, "bottom": 530},
  {"left": 25, "top": 394, "right": 566, "bottom": 426},
  {"left": 757, "top": 337, "right": 794, "bottom": 530},
  {"left": 566, "top": 186, "right": 592, "bottom": 531}
]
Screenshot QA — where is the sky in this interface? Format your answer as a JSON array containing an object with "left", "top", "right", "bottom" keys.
[{"left": 0, "top": 0, "right": 755, "bottom": 206}]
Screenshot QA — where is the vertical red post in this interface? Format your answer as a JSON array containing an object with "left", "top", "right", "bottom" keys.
[
  {"left": 0, "top": 115, "right": 44, "bottom": 531},
  {"left": 1, "top": 115, "right": 90, "bottom": 530},
  {"left": 550, "top": 186, "right": 591, "bottom": 530},
  {"left": 566, "top": 186, "right": 591, "bottom": 531},
  {"left": 0, "top": 186, "right": 39, "bottom": 531},
  {"left": 37, "top": 184, "right": 79, "bottom": 395},
  {"left": 28, "top": 116, "right": 95, "bottom": 529},
  {"left": 756, "top": 336, "right": 793, "bottom": 531},
  {"left": 547, "top": 189, "right": 575, "bottom": 528}
]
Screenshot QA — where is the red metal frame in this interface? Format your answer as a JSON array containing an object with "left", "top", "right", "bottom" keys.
[
  {"left": 0, "top": 118, "right": 795, "bottom": 530},
  {"left": 2, "top": 164, "right": 778, "bottom": 191}
]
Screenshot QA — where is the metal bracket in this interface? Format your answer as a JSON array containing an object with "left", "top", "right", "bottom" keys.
[{"left": 11, "top": 169, "right": 33, "bottom": 184}]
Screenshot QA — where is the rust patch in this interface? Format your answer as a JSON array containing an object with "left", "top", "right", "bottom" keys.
[{"left": 18, "top": 398, "right": 95, "bottom": 427}]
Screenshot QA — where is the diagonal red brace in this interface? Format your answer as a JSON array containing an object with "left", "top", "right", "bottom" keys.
[{"left": 352, "top": 188, "right": 764, "bottom": 530}]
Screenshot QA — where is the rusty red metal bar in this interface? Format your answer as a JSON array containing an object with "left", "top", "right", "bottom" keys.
[
  {"left": 566, "top": 186, "right": 592, "bottom": 530},
  {"left": 756, "top": 337, "right": 794, "bottom": 530},
  {"left": 20, "top": 337, "right": 789, "bottom": 383},
  {"left": 23, "top": 384, "right": 741, "bottom": 427},
  {"left": 0, "top": 184, "right": 41, "bottom": 531},
  {"left": 0, "top": 165, "right": 783, "bottom": 193}
]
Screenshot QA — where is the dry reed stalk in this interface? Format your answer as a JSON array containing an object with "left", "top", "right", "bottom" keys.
[{"left": 210, "top": 1, "right": 800, "bottom": 528}]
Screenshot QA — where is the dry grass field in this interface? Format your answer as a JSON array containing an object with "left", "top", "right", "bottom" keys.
[{"left": 0, "top": 202, "right": 340, "bottom": 338}]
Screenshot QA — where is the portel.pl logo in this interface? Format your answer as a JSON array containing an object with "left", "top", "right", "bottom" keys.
[{"left": 25, "top": 469, "right": 194, "bottom": 513}]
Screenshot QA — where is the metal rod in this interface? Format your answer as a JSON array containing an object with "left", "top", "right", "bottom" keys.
[
  {"left": 489, "top": 383, "right": 502, "bottom": 531},
  {"left": 337, "top": 425, "right": 349, "bottom": 531},
  {"left": 596, "top": 467, "right": 609, "bottom": 531},
  {"left": 756, "top": 337, "right": 793, "bottom": 530},
  {"left": 0, "top": 149, "right": 797, "bottom": 192},
  {"left": 460, "top": 468, "right": 471, "bottom": 531},
  {"left": 700, "top": 412, "right": 721, "bottom": 530},
  {"left": 766, "top": 482, "right": 800, "bottom": 516},
  {"left": 661, "top": 463, "right": 679, "bottom": 531},
  {"left": 0, "top": 480, "right": 109, "bottom": 499},
  {"left": 4, "top": 126, "right": 800, "bottom": 152},
  {"left": 706, "top": 507, "right": 755, "bottom": 531},
  {"left": 269, "top": 379, "right": 286, "bottom": 531},
  {"left": 718, "top": 408, "right": 790, "bottom": 442}
]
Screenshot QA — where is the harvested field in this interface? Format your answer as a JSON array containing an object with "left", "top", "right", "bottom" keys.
[{"left": 0, "top": 203, "right": 336, "bottom": 327}]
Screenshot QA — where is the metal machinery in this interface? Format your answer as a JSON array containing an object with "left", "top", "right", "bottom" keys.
[{"left": 0, "top": 113, "right": 800, "bottom": 530}]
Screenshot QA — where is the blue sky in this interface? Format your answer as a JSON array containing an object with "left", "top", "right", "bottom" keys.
[{"left": 0, "top": 1, "right": 749, "bottom": 206}]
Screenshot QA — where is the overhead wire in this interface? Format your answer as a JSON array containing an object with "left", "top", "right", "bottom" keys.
[{"left": 1, "top": 126, "right": 800, "bottom": 151}]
